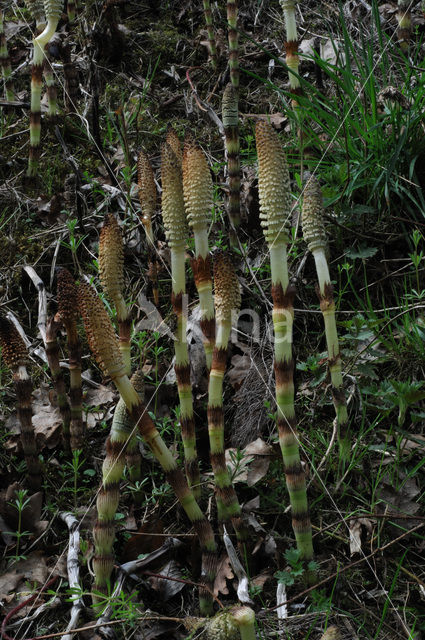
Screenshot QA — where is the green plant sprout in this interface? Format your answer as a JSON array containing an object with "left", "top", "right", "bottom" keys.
[
  {"left": 409, "top": 229, "right": 424, "bottom": 294},
  {"left": 6, "top": 489, "right": 32, "bottom": 563},
  {"left": 275, "top": 548, "right": 318, "bottom": 587}
]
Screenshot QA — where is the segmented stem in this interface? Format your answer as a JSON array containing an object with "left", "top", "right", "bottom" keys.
[
  {"left": 182, "top": 135, "right": 215, "bottom": 369},
  {"left": 27, "top": 0, "right": 63, "bottom": 178},
  {"left": 78, "top": 282, "right": 217, "bottom": 615},
  {"left": 93, "top": 385, "right": 142, "bottom": 598},
  {"left": 206, "top": 606, "right": 256, "bottom": 639},
  {"left": 0, "top": 8, "right": 15, "bottom": 101},
  {"left": 43, "top": 50, "right": 58, "bottom": 117},
  {"left": 222, "top": 83, "right": 241, "bottom": 244},
  {"left": 45, "top": 315, "right": 71, "bottom": 448},
  {"left": 208, "top": 252, "right": 247, "bottom": 543},
  {"left": 137, "top": 150, "right": 159, "bottom": 306},
  {"left": 57, "top": 268, "right": 83, "bottom": 450},
  {"left": 161, "top": 139, "right": 201, "bottom": 500},
  {"left": 202, "top": 0, "right": 217, "bottom": 67},
  {"left": 24, "top": 0, "right": 46, "bottom": 28},
  {"left": 67, "top": 0, "right": 75, "bottom": 22},
  {"left": 256, "top": 121, "right": 314, "bottom": 568},
  {"left": 280, "top": 0, "right": 302, "bottom": 108},
  {"left": 99, "top": 214, "right": 131, "bottom": 376},
  {"left": 125, "top": 370, "right": 144, "bottom": 503},
  {"left": 0, "top": 317, "right": 42, "bottom": 488},
  {"left": 302, "top": 175, "right": 349, "bottom": 462},
  {"left": 230, "top": 606, "right": 257, "bottom": 640},
  {"left": 226, "top": 0, "right": 239, "bottom": 92}
]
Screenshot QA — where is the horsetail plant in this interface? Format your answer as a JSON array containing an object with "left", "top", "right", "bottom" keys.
[
  {"left": 0, "top": 8, "right": 15, "bottom": 101},
  {"left": 202, "top": 0, "right": 217, "bottom": 67},
  {"left": 77, "top": 282, "right": 217, "bottom": 614},
  {"left": 182, "top": 135, "right": 215, "bottom": 370},
  {"left": 280, "top": 1, "right": 302, "bottom": 109},
  {"left": 24, "top": 0, "right": 59, "bottom": 117},
  {"left": 45, "top": 314, "right": 72, "bottom": 448},
  {"left": 137, "top": 150, "right": 159, "bottom": 306},
  {"left": 24, "top": 0, "right": 46, "bottom": 30},
  {"left": 161, "top": 139, "right": 201, "bottom": 500},
  {"left": 301, "top": 174, "right": 350, "bottom": 463},
  {"left": 27, "top": 0, "right": 63, "bottom": 179},
  {"left": 57, "top": 268, "right": 84, "bottom": 450},
  {"left": 92, "top": 369, "right": 144, "bottom": 599},
  {"left": 124, "top": 370, "right": 144, "bottom": 502},
  {"left": 205, "top": 606, "right": 257, "bottom": 640},
  {"left": 226, "top": 0, "right": 239, "bottom": 92},
  {"left": 66, "top": 0, "right": 76, "bottom": 23},
  {"left": 222, "top": 83, "right": 241, "bottom": 244},
  {"left": 230, "top": 606, "right": 257, "bottom": 640},
  {"left": 208, "top": 251, "right": 247, "bottom": 544},
  {"left": 0, "top": 316, "right": 42, "bottom": 489},
  {"left": 166, "top": 125, "right": 183, "bottom": 166},
  {"left": 255, "top": 121, "right": 314, "bottom": 569},
  {"left": 99, "top": 214, "right": 132, "bottom": 376}
]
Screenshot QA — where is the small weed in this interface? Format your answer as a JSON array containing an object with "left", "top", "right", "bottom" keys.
[
  {"left": 275, "top": 548, "right": 318, "bottom": 587},
  {"left": 6, "top": 489, "right": 32, "bottom": 564}
]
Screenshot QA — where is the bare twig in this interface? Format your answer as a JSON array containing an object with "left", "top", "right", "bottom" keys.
[
  {"left": 60, "top": 513, "right": 84, "bottom": 640},
  {"left": 23, "top": 266, "right": 47, "bottom": 345}
]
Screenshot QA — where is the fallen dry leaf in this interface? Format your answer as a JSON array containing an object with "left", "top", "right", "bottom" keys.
[
  {"left": 246, "top": 456, "right": 271, "bottom": 487},
  {"left": 84, "top": 384, "right": 116, "bottom": 407},
  {"left": 135, "top": 292, "right": 173, "bottom": 338},
  {"left": 243, "top": 113, "right": 287, "bottom": 129},
  {"left": 7, "top": 551, "right": 49, "bottom": 585},
  {"left": 377, "top": 472, "right": 421, "bottom": 529},
  {"left": 149, "top": 559, "right": 184, "bottom": 601},
  {"left": 2, "top": 483, "right": 49, "bottom": 537},
  {"left": 319, "top": 626, "right": 342, "bottom": 640},
  {"left": 349, "top": 518, "right": 362, "bottom": 556},
  {"left": 0, "top": 571, "right": 24, "bottom": 601},
  {"left": 214, "top": 554, "right": 234, "bottom": 596},
  {"left": 251, "top": 569, "right": 273, "bottom": 590},
  {"left": 228, "top": 354, "right": 250, "bottom": 390},
  {"left": 225, "top": 438, "right": 272, "bottom": 486},
  {"left": 5, "top": 384, "right": 62, "bottom": 450}
]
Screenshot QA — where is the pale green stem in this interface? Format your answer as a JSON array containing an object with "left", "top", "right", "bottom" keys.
[
  {"left": 311, "top": 246, "right": 349, "bottom": 459},
  {"left": 193, "top": 225, "right": 209, "bottom": 259},
  {"left": 270, "top": 242, "right": 289, "bottom": 287},
  {"left": 231, "top": 607, "right": 257, "bottom": 640},
  {"left": 171, "top": 245, "right": 186, "bottom": 296}
]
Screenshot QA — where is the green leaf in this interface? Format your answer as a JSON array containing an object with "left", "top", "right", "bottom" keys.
[
  {"left": 346, "top": 244, "right": 378, "bottom": 259},
  {"left": 285, "top": 547, "right": 301, "bottom": 567},
  {"left": 274, "top": 570, "right": 295, "bottom": 586}
]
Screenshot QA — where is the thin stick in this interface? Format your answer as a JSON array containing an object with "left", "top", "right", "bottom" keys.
[
  {"left": 23, "top": 266, "right": 47, "bottom": 344},
  {"left": 60, "top": 512, "right": 84, "bottom": 640}
]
